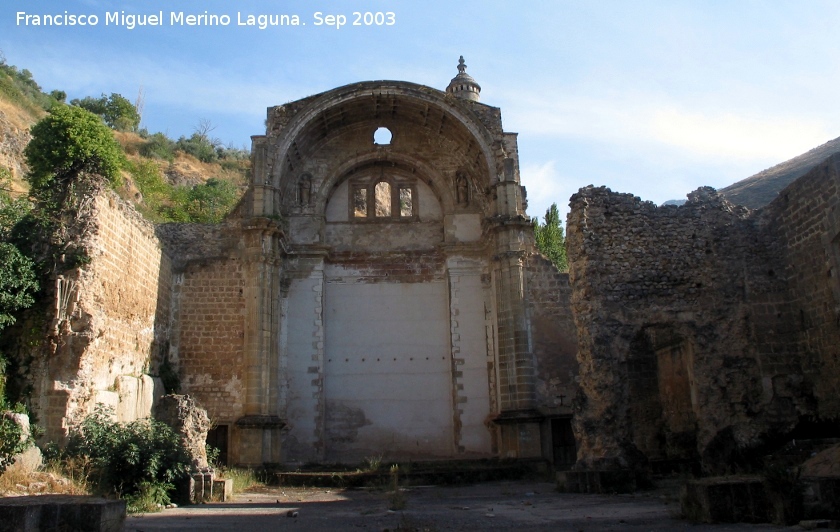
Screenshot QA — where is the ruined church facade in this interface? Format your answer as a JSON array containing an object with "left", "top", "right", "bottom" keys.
[
  {"left": 221, "top": 61, "right": 537, "bottom": 464},
  {"left": 163, "top": 59, "right": 581, "bottom": 465},
  {"left": 34, "top": 59, "right": 839, "bottom": 477},
  {"left": 25, "top": 59, "right": 578, "bottom": 468}
]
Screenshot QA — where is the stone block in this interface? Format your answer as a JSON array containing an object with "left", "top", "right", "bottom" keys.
[
  {"left": 212, "top": 478, "right": 234, "bottom": 502},
  {"left": 175, "top": 475, "right": 196, "bottom": 506},
  {"left": 803, "top": 476, "right": 840, "bottom": 519},
  {"left": 2, "top": 412, "right": 42, "bottom": 473},
  {"left": 0, "top": 495, "right": 125, "bottom": 532},
  {"left": 681, "top": 476, "right": 771, "bottom": 523}
]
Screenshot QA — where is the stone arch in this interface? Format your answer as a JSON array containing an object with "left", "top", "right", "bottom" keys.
[{"left": 268, "top": 82, "right": 498, "bottom": 213}]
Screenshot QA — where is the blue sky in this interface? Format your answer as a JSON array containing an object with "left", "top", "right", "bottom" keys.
[{"left": 2, "top": 1, "right": 839, "bottom": 221}]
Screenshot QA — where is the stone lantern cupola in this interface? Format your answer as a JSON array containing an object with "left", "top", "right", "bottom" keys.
[{"left": 446, "top": 56, "right": 481, "bottom": 102}]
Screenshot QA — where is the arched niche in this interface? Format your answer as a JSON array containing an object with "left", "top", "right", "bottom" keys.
[
  {"left": 267, "top": 83, "right": 495, "bottom": 216},
  {"left": 323, "top": 162, "right": 444, "bottom": 253}
]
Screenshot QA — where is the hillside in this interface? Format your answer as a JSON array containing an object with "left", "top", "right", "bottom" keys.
[
  {"left": 0, "top": 59, "right": 249, "bottom": 223},
  {"left": 0, "top": 97, "right": 37, "bottom": 194},
  {"left": 719, "top": 135, "right": 840, "bottom": 209}
]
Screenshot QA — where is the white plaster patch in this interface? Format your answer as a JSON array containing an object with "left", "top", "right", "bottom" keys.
[{"left": 445, "top": 214, "right": 482, "bottom": 243}]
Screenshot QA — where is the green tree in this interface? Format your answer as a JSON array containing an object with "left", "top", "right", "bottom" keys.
[
  {"left": 140, "top": 132, "right": 176, "bottom": 162},
  {"left": 0, "top": 243, "right": 37, "bottom": 330},
  {"left": 533, "top": 203, "right": 568, "bottom": 272},
  {"left": 71, "top": 93, "right": 140, "bottom": 132},
  {"left": 24, "top": 104, "right": 123, "bottom": 195},
  {"left": 175, "top": 132, "right": 218, "bottom": 163},
  {"left": 0, "top": 167, "right": 30, "bottom": 241},
  {"left": 49, "top": 89, "right": 67, "bottom": 103},
  {"left": 0, "top": 167, "right": 37, "bottom": 330}
]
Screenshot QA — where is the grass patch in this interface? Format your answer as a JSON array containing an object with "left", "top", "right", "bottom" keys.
[
  {"left": 0, "top": 460, "right": 90, "bottom": 496},
  {"left": 216, "top": 466, "right": 265, "bottom": 494}
]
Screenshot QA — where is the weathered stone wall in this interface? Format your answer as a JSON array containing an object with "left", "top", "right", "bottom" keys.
[
  {"left": 760, "top": 154, "right": 840, "bottom": 419},
  {"left": 33, "top": 192, "right": 169, "bottom": 441},
  {"left": 566, "top": 186, "right": 801, "bottom": 472},
  {"left": 525, "top": 254, "right": 577, "bottom": 416}
]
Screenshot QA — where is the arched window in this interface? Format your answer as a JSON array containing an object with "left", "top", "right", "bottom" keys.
[
  {"left": 374, "top": 181, "right": 392, "bottom": 217},
  {"left": 349, "top": 175, "right": 416, "bottom": 221}
]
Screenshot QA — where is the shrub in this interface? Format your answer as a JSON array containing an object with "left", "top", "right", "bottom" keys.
[
  {"left": 63, "top": 405, "right": 191, "bottom": 506},
  {"left": 139, "top": 132, "right": 176, "bottom": 162},
  {"left": 184, "top": 178, "right": 239, "bottom": 223},
  {"left": 0, "top": 167, "right": 37, "bottom": 330},
  {"left": 0, "top": 401, "right": 30, "bottom": 475},
  {"left": 0, "top": 167, "right": 31, "bottom": 241},
  {"left": 0, "top": 243, "right": 38, "bottom": 330},
  {"left": 163, "top": 178, "right": 239, "bottom": 224},
  {"left": 175, "top": 133, "right": 218, "bottom": 163}
]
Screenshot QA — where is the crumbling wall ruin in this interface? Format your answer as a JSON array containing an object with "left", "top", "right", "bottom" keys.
[
  {"left": 31, "top": 191, "right": 170, "bottom": 441},
  {"left": 155, "top": 221, "right": 250, "bottom": 461},
  {"left": 567, "top": 155, "right": 840, "bottom": 473}
]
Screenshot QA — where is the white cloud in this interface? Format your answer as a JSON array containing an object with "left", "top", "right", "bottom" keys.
[
  {"left": 649, "top": 108, "right": 830, "bottom": 161},
  {"left": 520, "top": 160, "right": 576, "bottom": 221},
  {"left": 501, "top": 91, "right": 834, "bottom": 167}
]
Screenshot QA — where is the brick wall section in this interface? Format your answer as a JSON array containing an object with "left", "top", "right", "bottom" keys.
[
  {"left": 88, "top": 193, "right": 172, "bottom": 377},
  {"left": 173, "top": 258, "right": 246, "bottom": 423},
  {"left": 761, "top": 154, "right": 840, "bottom": 418},
  {"left": 524, "top": 254, "right": 577, "bottom": 415},
  {"left": 566, "top": 186, "right": 798, "bottom": 472}
]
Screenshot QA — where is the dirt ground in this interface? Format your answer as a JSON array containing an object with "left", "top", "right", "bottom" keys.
[{"left": 126, "top": 480, "right": 790, "bottom": 531}]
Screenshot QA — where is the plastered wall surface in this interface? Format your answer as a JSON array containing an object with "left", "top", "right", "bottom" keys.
[{"left": 324, "top": 280, "right": 452, "bottom": 462}]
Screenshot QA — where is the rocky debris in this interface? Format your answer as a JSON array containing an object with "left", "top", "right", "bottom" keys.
[
  {"left": 164, "top": 165, "right": 205, "bottom": 187},
  {"left": 154, "top": 394, "right": 211, "bottom": 470},
  {"left": 1, "top": 412, "right": 42, "bottom": 473}
]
